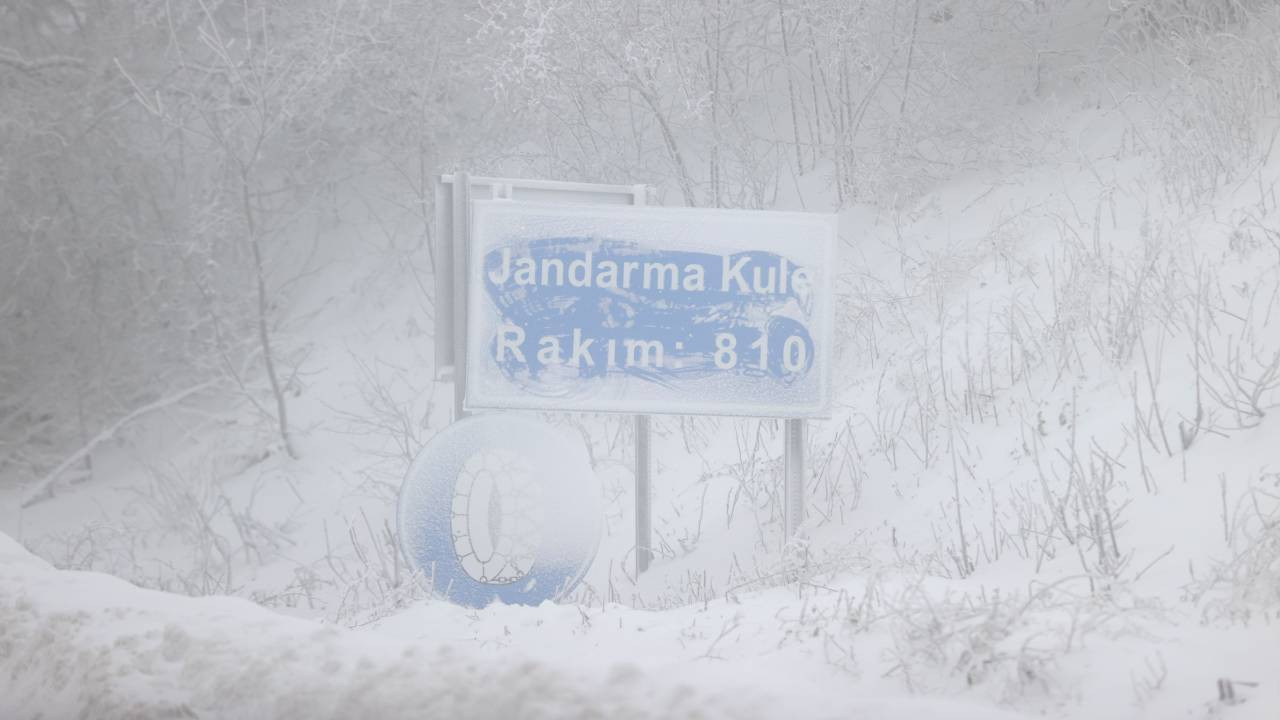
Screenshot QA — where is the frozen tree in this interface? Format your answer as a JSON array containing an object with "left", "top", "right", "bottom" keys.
[{"left": 1, "top": 0, "right": 481, "bottom": 494}]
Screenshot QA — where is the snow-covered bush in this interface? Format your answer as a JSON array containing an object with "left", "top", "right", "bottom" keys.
[
  {"left": 1108, "top": 0, "right": 1280, "bottom": 208},
  {"left": 1190, "top": 470, "right": 1280, "bottom": 621},
  {"left": 472, "top": 0, "right": 1079, "bottom": 208}
]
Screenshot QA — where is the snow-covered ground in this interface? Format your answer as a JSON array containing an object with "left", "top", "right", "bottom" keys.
[
  {"left": 4, "top": 4, "right": 1280, "bottom": 718},
  {"left": 4, "top": 532, "right": 1038, "bottom": 720},
  {"left": 4, "top": 491, "right": 1278, "bottom": 719}
]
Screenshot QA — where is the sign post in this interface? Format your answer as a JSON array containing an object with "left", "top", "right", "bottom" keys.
[
  {"left": 631, "top": 187, "right": 653, "bottom": 575},
  {"left": 635, "top": 414, "right": 653, "bottom": 574},
  {"left": 784, "top": 418, "right": 805, "bottom": 538},
  {"left": 451, "top": 172, "right": 472, "bottom": 421}
]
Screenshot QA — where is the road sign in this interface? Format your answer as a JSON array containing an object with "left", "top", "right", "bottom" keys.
[
  {"left": 433, "top": 176, "right": 832, "bottom": 582},
  {"left": 464, "top": 200, "right": 836, "bottom": 418}
]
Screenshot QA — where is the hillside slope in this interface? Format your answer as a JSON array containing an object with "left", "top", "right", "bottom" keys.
[{"left": 4, "top": 3, "right": 1280, "bottom": 718}]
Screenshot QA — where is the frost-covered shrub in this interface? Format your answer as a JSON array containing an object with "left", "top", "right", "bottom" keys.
[
  {"left": 1108, "top": 0, "right": 1255, "bottom": 43},
  {"left": 1109, "top": 0, "right": 1280, "bottom": 207},
  {"left": 1192, "top": 472, "right": 1280, "bottom": 621},
  {"left": 472, "top": 0, "right": 1086, "bottom": 208},
  {"left": 882, "top": 579, "right": 1151, "bottom": 702}
]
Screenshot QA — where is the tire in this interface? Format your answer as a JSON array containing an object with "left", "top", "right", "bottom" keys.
[{"left": 398, "top": 413, "right": 602, "bottom": 608}]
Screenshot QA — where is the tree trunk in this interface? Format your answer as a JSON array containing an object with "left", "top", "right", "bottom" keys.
[{"left": 242, "top": 173, "right": 299, "bottom": 460}]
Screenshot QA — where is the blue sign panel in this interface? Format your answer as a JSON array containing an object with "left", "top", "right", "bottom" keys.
[{"left": 466, "top": 201, "right": 836, "bottom": 417}]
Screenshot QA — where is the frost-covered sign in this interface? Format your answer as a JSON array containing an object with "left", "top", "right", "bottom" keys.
[{"left": 466, "top": 201, "right": 836, "bottom": 417}]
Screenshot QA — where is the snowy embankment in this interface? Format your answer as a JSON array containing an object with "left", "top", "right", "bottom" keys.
[
  {"left": 7, "top": 106, "right": 1280, "bottom": 720},
  {"left": 6, "top": 5, "right": 1280, "bottom": 718},
  {"left": 0, "top": 532, "right": 757, "bottom": 720},
  {"left": 7, "top": 108, "right": 1280, "bottom": 718},
  {"left": 1, "top": 530, "right": 1041, "bottom": 720},
  {"left": 6, "top": 524, "right": 1280, "bottom": 720}
]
